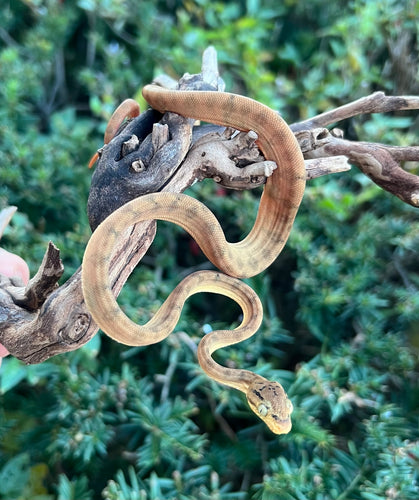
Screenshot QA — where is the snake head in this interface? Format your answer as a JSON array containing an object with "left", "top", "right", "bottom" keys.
[{"left": 246, "top": 379, "right": 293, "bottom": 434}]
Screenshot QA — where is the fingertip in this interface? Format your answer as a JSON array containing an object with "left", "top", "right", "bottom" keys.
[{"left": 0, "top": 248, "right": 30, "bottom": 284}]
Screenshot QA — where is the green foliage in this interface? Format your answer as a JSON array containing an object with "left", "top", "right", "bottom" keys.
[{"left": 1, "top": 0, "right": 418, "bottom": 499}]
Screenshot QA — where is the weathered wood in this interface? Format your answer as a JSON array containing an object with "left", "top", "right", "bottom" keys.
[{"left": 1, "top": 47, "right": 419, "bottom": 364}]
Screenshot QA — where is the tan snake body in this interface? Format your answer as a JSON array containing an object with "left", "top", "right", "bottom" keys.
[{"left": 82, "top": 85, "right": 305, "bottom": 434}]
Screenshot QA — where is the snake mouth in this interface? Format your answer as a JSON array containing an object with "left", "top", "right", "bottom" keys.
[
  {"left": 272, "top": 414, "right": 292, "bottom": 424},
  {"left": 268, "top": 415, "right": 292, "bottom": 435}
]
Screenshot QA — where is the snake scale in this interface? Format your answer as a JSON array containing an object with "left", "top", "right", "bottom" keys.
[{"left": 82, "top": 85, "right": 306, "bottom": 434}]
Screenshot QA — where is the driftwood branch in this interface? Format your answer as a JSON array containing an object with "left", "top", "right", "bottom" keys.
[
  {"left": 1, "top": 46, "right": 419, "bottom": 363},
  {"left": 292, "top": 92, "right": 419, "bottom": 207},
  {"left": 291, "top": 92, "right": 419, "bottom": 131},
  {"left": 295, "top": 126, "right": 419, "bottom": 207}
]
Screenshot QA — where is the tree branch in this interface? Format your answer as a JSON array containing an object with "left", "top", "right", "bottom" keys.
[
  {"left": 291, "top": 91, "right": 419, "bottom": 131},
  {"left": 298, "top": 127, "right": 419, "bottom": 207},
  {"left": 1, "top": 47, "right": 419, "bottom": 363}
]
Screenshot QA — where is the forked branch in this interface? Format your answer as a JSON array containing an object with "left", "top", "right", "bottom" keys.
[{"left": 1, "top": 46, "right": 418, "bottom": 363}]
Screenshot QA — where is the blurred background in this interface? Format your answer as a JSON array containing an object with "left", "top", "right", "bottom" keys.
[{"left": 0, "top": 1, "right": 418, "bottom": 499}]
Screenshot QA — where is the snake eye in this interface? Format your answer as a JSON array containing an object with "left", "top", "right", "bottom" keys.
[{"left": 258, "top": 403, "right": 269, "bottom": 417}]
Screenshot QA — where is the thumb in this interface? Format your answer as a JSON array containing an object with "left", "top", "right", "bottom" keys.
[
  {"left": 0, "top": 248, "right": 30, "bottom": 359},
  {"left": 0, "top": 248, "right": 30, "bottom": 284}
]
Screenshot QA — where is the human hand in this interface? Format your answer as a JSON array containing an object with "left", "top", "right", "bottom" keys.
[
  {"left": 0, "top": 206, "right": 31, "bottom": 360},
  {"left": 0, "top": 248, "right": 30, "bottom": 359},
  {"left": 0, "top": 247, "right": 30, "bottom": 284}
]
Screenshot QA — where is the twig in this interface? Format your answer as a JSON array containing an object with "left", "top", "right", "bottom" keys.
[
  {"left": 291, "top": 91, "right": 419, "bottom": 131},
  {"left": 11, "top": 242, "right": 64, "bottom": 310},
  {"left": 302, "top": 129, "right": 419, "bottom": 207}
]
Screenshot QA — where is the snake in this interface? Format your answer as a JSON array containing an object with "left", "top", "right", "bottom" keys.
[
  {"left": 88, "top": 98, "right": 140, "bottom": 168},
  {"left": 82, "top": 85, "right": 306, "bottom": 434}
]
